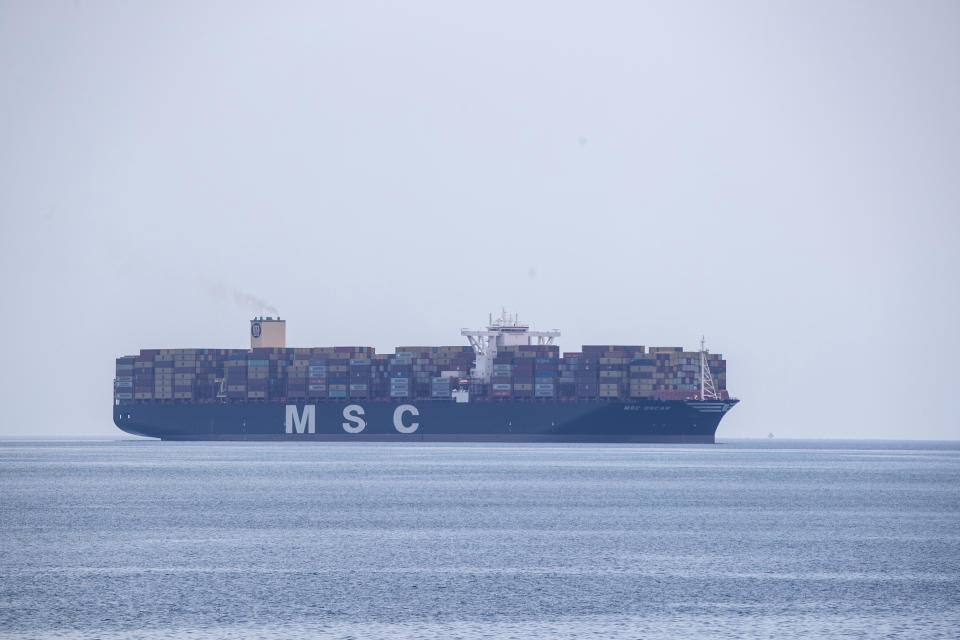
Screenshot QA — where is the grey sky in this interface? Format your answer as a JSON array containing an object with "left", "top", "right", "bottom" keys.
[{"left": 1, "top": 1, "right": 957, "bottom": 438}]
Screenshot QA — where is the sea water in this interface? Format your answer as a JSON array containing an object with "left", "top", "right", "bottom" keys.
[{"left": 1, "top": 439, "right": 957, "bottom": 639}]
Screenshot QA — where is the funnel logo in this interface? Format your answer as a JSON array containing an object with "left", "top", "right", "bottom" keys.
[{"left": 251, "top": 322, "right": 262, "bottom": 338}]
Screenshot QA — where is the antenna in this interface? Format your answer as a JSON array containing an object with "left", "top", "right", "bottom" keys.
[{"left": 699, "top": 336, "right": 719, "bottom": 401}]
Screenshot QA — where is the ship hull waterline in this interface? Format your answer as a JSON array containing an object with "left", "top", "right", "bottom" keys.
[{"left": 114, "top": 398, "right": 737, "bottom": 443}]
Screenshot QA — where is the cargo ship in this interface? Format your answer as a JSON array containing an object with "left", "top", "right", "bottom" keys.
[{"left": 113, "top": 313, "right": 738, "bottom": 442}]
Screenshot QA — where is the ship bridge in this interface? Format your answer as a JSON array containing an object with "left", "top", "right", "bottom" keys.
[{"left": 461, "top": 311, "right": 560, "bottom": 382}]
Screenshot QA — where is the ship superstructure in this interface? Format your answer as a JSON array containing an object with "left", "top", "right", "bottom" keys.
[{"left": 461, "top": 311, "right": 560, "bottom": 382}]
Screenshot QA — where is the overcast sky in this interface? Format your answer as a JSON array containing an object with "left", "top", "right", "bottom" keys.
[{"left": 1, "top": 1, "right": 957, "bottom": 439}]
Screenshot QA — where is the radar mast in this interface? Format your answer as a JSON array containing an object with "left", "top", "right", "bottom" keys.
[{"left": 699, "top": 336, "right": 720, "bottom": 401}]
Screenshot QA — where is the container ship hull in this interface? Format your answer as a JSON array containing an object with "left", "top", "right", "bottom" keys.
[{"left": 113, "top": 398, "right": 737, "bottom": 443}]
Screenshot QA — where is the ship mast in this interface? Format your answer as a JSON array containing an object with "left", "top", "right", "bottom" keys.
[{"left": 699, "top": 336, "right": 719, "bottom": 401}]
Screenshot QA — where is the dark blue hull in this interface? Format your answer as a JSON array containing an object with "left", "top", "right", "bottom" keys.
[{"left": 114, "top": 398, "right": 737, "bottom": 443}]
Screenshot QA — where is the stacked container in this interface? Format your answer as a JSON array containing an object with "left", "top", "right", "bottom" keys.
[
  {"left": 491, "top": 359, "right": 513, "bottom": 398},
  {"left": 572, "top": 349, "right": 598, "bottom": 399},
  {"left": 349, "top": 356, "right": 371, "bottom": 399},
  {"left": 627, "top": 355, "right": 656, "bottom": 398},
  {"left": 225, "top": 351, "right": 247, "bottom": 400},
  {"left": 114, "top": 357, "right": 135, "bottom": 403},
  {"left": 431, "top": 376, "right": 452, "bottom": 398},
  {"left": 246, "top": 357, "right": 268, "bottom": 400},
  {"left": 307, "top": 354, "right": 328, "bottom": 399},
  {"left": 154, "top": 353, "right": 174, "bottom": 400},
  {"left": 117, "top": 340, "right": 726, "bottom": 404},
  {"left": 286, "top": 353, "right": 308, "bottom": 399},
  {"left": 534, "top": 356, "right": 557, "bottom": 398},
  {"left": 171, "top": 350, "right": 195, "bottom": 401},
  {"left": 134, "top": 351, "right": 155, "bottom": 400},
  {"left": 577, "top": 346, "right": 644, "bottom": 400},
  {"left": 327, "top": 348, "right": 352, "bottom": 399}
]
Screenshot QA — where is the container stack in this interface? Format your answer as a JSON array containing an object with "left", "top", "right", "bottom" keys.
[
  {"left": 375, "top": 346, "right": 474, "bottom": 400},
  {"left": 307, "top": 353, "right": 329, "bottom": 400},
  {"left": 714, "top": 355, "right": 727, "bottom": 392},
  {"left": 225, "top": 351, "right": 247, "bottom": 400},
  {"left": 627, "top": 355, "right": 656, "bottom": 398},
  {"left": 331, "top": 348, "right": 359, "bottom": 399},
  {"left": 564, "top": 346, "right": 644, "bottom": 400},
  {"left": 250, "top": 347, "right": 288, "bottom": 401},
  {"left": 490, "top": 354, "right": 513, "bottom": 398},
  {"left": 512, "top": 349, "right": 533, "bottom": 399},
  {"left": 114, "top": 357, "right": 135, "bottom": 404},
  {"left": 431, "top": 376, "right": 451, "bottom": 398},
  {"left": 114, "top": 341, "right": 727, "bottom": 404},
  {"left": 349, "top": 356, "right": 371, "bottom": 399},
  {"left": 246, "top": 357, "right": 268, "bottom": 400},
  {"left": 412, "top": 354, "right": 435, "bottom": 399},
  {"left": 173, "top": 349, "right": 196, "bottom": 401},
  {"left": 154, "top": 352, "right": 174, "bottom": 400},
  {"left": 388, "top": 353, "right": 412, "bottom": 399},
  {"left": 533, "top": 356, "right": 557, "bottom": 398},
  {"left": 133, "top": 351, "right": 155, "bottom": 400},
  {"left": 369, "top": 354, "right": 390, "bottom": 398},
  {"left": 571, "top": 349, "right": 599, "bottom": 400},
  {"left": 649, "top": 349, "right": 728, "bottom": 400},
  {"left": 286, "top": 353, "right": 308, "bottom": 399},
  {"left": 467, "top": 381, "right": 487, "bottom": 398},
  {"left": 194, "top": 351, "right": 219, "bottom": 401},
  {"left": 488, "top": 344, "right": 559, "bottom": 400}
]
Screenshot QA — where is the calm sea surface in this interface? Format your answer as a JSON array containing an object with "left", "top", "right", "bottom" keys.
[{"left": 1, "top": 439, "right": 957, "bottom": 639}]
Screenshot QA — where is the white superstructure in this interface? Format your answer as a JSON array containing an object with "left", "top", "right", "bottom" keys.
[{"left": 461, "top": 311, "right": 560, "bottom": 382}]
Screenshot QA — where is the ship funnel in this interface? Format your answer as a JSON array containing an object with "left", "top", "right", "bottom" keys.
[{"left": 250, "top": 316, "right": 285, "bottom": 349}]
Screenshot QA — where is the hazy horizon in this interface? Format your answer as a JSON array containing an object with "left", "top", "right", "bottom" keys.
[{"left": 1, "top": 2, "right": 958, "bottom": 439}]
